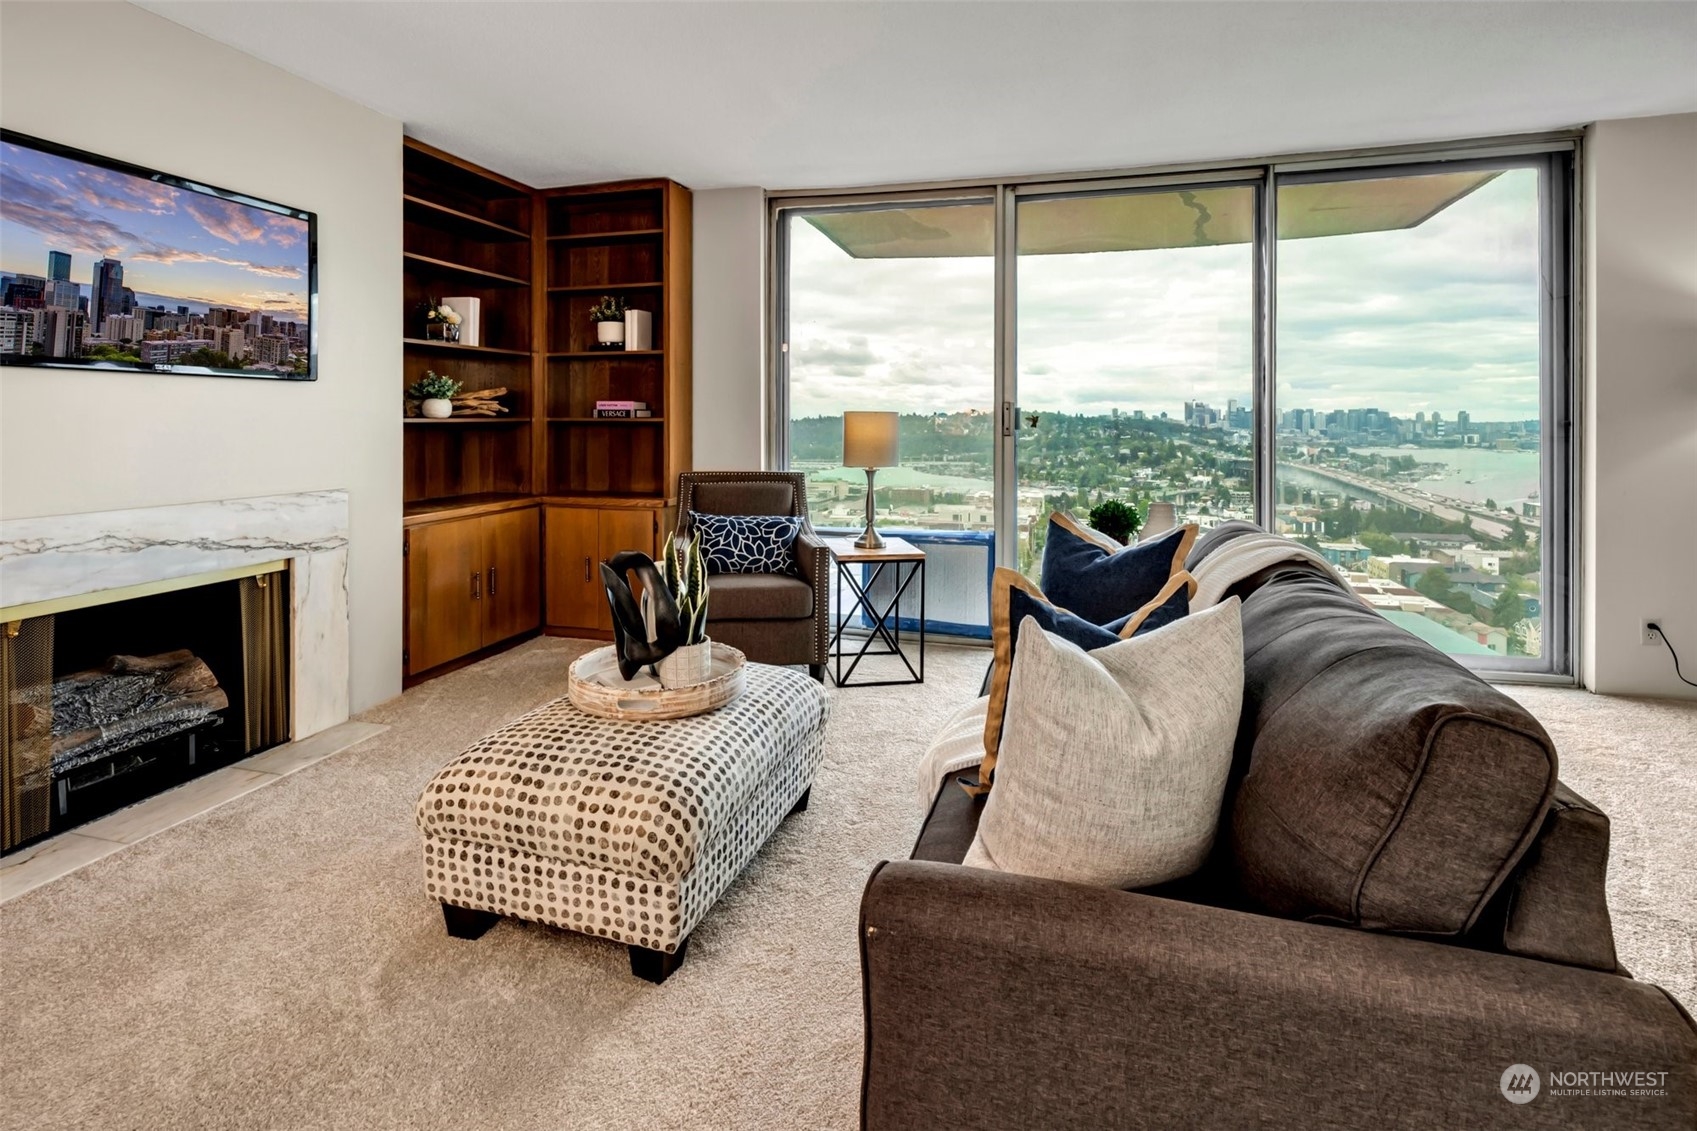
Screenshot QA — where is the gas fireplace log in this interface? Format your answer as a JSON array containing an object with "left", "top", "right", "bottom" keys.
[{"left": 46, "top": 651, "right": 230, "bottom": 776}]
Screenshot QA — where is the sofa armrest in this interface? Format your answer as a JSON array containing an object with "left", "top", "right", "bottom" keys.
[
  {"left": 795, "top": 523, "right": 831, "bottom": 664},
  {"left": 860, "top": 860, "right": 1697, "bottom": 1130}
]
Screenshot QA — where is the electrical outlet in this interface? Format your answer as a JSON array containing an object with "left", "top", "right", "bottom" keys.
[{"left": 1643, "top": 620, "right": 1664, "bottom": 647}]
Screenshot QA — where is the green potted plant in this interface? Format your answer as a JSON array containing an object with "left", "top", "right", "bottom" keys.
[
  {"left": 407, "top": 370, "right": 461, "bottom": 418},
  {"left": 655, "top": 528, "right": 711, "bottom": 688},
  {"left": 590, "top": 295, "right": 626, "bottom": 348},
  {"left": 1087, "top": 499, "right": 1142, "bottom": 546}
]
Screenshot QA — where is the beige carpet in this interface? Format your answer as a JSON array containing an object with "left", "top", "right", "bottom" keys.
[{"left": 1, "top": 639, "right": 1691, "bottom": 1130}]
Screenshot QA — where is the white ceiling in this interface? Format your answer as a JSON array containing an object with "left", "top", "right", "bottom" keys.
[{"left": 138, "top": 1, "right": 1697, "bottom": 191}]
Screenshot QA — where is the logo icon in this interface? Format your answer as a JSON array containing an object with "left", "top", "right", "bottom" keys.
[{"left": 1501, "top": 1064, "right": 1541, "bottom": 1104}]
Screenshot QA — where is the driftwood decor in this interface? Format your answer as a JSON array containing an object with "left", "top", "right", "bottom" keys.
[{"left": 403, "top": 386, "right": 511, "bottom": 418}]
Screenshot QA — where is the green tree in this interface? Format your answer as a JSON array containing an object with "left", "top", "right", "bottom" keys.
[
  {"left": 1359, "top": 531, "right": 1404, "bottom": 557},
  {"left": 1416, "top": 568, "right": 1457, "bottom": 607},
  {"left": 1491, "top": 577, "right": 1528, "bottom": 630},
  {"left": 1509, "top": 516, "right": 1528, "bottom": 548},
  {"left": 85, "top": 343, "right": 142, "bottom": 364}
]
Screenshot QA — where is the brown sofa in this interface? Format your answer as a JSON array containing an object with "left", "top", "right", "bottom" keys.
[
  {"left": 677, "top": 471, "right": 828, "bottom": 680},
  {"left": 861, "top": 523, "right": 1697, "bottom": 1129}
]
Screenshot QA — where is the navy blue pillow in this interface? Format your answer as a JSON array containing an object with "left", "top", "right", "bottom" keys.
[
  {"left": 1040, "top": 513, "right": 1197, "bottom": 627},
  {"left": 1008, "top": 585, "right": 1119, "bottom": 652},
  {"left": 973, "top": 566, "right": 1197, "bottom": 795},
  {"left": 691, "top": 512, "right": 801, "bottom": 575}
]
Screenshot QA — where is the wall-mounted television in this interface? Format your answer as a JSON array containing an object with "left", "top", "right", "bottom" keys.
[{"left": 0, "top": 129, "right": 316, "bottom": 381}]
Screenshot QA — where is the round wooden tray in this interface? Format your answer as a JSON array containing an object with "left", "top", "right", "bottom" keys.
[{"left": 567, "top": 642, "right": 748, "bottom": 721}]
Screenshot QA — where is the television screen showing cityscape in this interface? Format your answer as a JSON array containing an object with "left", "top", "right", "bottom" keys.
[{"left": 0, "top": 130, "right": 314, "bottom": 380}]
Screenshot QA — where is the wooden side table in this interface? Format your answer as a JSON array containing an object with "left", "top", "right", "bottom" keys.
[{"left": 823, "top": 536, "right": 925, "bottom": 687}]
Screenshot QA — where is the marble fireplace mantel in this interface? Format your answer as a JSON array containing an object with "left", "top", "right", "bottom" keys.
[{"left": 0, "top": 490, "right": 350, "bottom": 738}]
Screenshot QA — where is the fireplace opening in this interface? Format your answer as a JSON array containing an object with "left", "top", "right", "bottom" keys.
[{"left": 3, "top": 565, "right": 290, "bottom": 854}]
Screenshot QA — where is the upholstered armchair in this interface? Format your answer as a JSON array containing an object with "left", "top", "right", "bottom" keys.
[{"left": 677, "top": 472, "right": 829, "bottom": 680}]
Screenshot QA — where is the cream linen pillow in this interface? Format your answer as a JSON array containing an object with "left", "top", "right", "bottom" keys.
[{"left": 962, "top": 598, "right": 1243, "bottom": 888}]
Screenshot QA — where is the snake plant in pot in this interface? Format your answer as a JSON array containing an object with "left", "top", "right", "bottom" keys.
[{"left": 655, "top": 528, "right": 712, "bottom": 688}]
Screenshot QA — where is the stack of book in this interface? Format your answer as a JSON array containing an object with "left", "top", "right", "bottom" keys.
[{"left": 593, "top": 400, "right": 653, "bottom": 419}]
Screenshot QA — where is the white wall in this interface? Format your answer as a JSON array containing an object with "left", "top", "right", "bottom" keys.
[
  {"left": 1, "top": 2, "right": 403, "bottom": 713},
  {"left": 1584, "top": 113, "right": 1697, "bottom": 699},
  {"left": 691, "top": 187, "right": 767, "bottom": 469}
]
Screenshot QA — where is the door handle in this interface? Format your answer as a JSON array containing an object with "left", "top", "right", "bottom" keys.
[
  {"left": 471, "top": 570, "right": 482, "bottom": 600},
  {"left": 584, "top": 555, "right": 591, "bottom": 582},
  {"left": 487, "top": 566, "right": 497, "bottom": 597}
]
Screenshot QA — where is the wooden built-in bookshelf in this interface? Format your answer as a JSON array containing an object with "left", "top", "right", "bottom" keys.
[{"left": 400, "top": 139, "right": 691, "bottom": 679}]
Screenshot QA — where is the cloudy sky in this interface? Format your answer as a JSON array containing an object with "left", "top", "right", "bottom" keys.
[
  {"left": 1, "top": 140, "right": 310, "bottom": 320},
  {"left": 787, "top": 168, "right": 1541, "bottom": 425}
]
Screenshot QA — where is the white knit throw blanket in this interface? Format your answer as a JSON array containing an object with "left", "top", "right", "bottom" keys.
[{"left": 1189, "top": 532, "right": 1352, "bottom": 609}]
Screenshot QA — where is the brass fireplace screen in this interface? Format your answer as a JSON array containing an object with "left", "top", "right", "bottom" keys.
[{"left": 1, "top": 565, "right": 290, "bottom": 852}]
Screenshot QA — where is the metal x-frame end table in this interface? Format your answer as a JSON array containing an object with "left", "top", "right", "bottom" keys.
[{"left": 823, "top": 536, "right": 925, "bottom": 688}]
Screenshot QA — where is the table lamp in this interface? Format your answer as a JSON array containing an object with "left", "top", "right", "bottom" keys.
[{"left": 843, "top": 411, "right": 899, "bottom": 550}]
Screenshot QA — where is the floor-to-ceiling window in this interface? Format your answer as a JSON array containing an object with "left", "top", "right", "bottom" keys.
[
  {"left": 780, "top": 200, "right": 995, "bottom": 535},
  {"left": 1015, "top": 183, "right": 1257, "bottom": 577},
  {"left": 772, "top": 141, "right": 1574, "bottom": 674},
  {"left": 1274, "top": 157, "right": 1569, "bottom": 669}
]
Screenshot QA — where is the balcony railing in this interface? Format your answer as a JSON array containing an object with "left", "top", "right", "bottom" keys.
[{"left": 818, "top": 527, "right": 994, "bottom": 641}]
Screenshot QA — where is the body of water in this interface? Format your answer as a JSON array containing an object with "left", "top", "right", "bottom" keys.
[{"left": 1352, "top": 446, "right": 1541, "bottom": 507}]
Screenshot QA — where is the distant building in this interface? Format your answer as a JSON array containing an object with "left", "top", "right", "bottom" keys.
[
  {"left": 0, "top": 308, "right": 41, "bottom": 354},
  {"left": 1367, "top": 555, "right": 1441, "bottom": 586},
  {"left": 47, "top": 250, "right": 71, "bottom": 281},
  {"left": 254, "top": 334, "right": 291, "bottom": 367},
  {"left": 90, "top": 258, "right": 125, "bottom": 330},
  {"left": 39, "top": 306, "right": 87, "bottom": 358},
  {"left": 4, "top": 274, "right": 45, "bottom": 309},
  {"left": 139, "top": 338, "right": 214, "bottom": 363},
  {"left": 102, "top": 313, "right": 147, "bottom": 344},
  {"left": 1318, "top": 540, "right": 1371, "bottom": 568}
]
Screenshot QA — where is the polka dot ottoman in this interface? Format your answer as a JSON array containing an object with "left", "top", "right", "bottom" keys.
[{"left": 416, "top": 662, "right": 830, "bottom": 983}]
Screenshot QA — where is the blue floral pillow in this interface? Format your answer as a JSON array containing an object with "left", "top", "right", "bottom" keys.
[{"left": 691, "top": 512, "right": 802, "bottom": 575}]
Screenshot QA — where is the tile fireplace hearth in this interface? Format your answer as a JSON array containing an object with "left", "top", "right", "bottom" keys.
[{"left": 0, "top": 491, "right": 350, "bottom": 855}]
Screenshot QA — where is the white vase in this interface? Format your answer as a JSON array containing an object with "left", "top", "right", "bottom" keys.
[
  {"left": 421, "top": 398, "right": 452, "bottom": 419},
  {"left": 595, "top": 321, "right": 625, "bottom": 347},
  {"left": 657, "top": 638, "right": 713, "bottom": 689}
]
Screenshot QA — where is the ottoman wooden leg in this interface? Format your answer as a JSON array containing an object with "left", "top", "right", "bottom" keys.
[
  {"left": 441, "top": 903, "right": 499, "bottom": 939},
  {"left": 788, "top": 787, "right": 811, "bottom": 817},
  {"left": 629, "top": 936, "right": 689, "bottom": 984}
]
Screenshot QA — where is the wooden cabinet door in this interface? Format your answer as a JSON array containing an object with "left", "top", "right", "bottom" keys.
[
  {"left": 597, "top": 508, "right": 658, "bottom": 632},
  {"left": 544, "top": 506, "right": 603, "bottom": 631},
  {"left": 481, "top": 507, "right": 540, "bottom": 647},
  {"left": 405, "top": 517, "right": 482, "bottom": 675}
]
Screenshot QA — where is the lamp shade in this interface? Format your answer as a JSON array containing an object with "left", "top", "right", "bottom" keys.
[{"left": 843, "top": 411, "right": 900, "bottom": 468}]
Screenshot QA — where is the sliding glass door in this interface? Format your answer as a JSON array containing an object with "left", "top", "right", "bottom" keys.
[
  {"left": 1274, "top": 158, "right": 1567, "bottom": 668},
  {"left": 1013, "top": 183, "right": 1257, "bottom": 577},
  {"left": 772, "top": 143, "right": 1573, "bottom": 673},
  {"left": 779, "top": 199, "right": 995, "bottom": 533}
]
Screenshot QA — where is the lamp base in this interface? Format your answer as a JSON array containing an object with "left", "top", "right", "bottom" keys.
[{"left": 854, "top": 466, "right": 884, "bottom": 550}]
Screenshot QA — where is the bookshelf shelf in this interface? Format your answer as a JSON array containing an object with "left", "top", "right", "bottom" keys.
[
  {"left": 404, "top": 252, "right": 528, "bottom": 287},
  {"left": 404, "top": 194, "right": 530, "bottom": 241},
  {"left": 547, "top": 228, "right": 664, "bottom": 243},
  {"left": 403, "top": 338, "right": 531, "bottom": 357}
]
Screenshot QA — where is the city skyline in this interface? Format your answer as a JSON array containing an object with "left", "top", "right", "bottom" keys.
[{"left": 0, "top": 140, "right": 310, "bottom": 322}]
